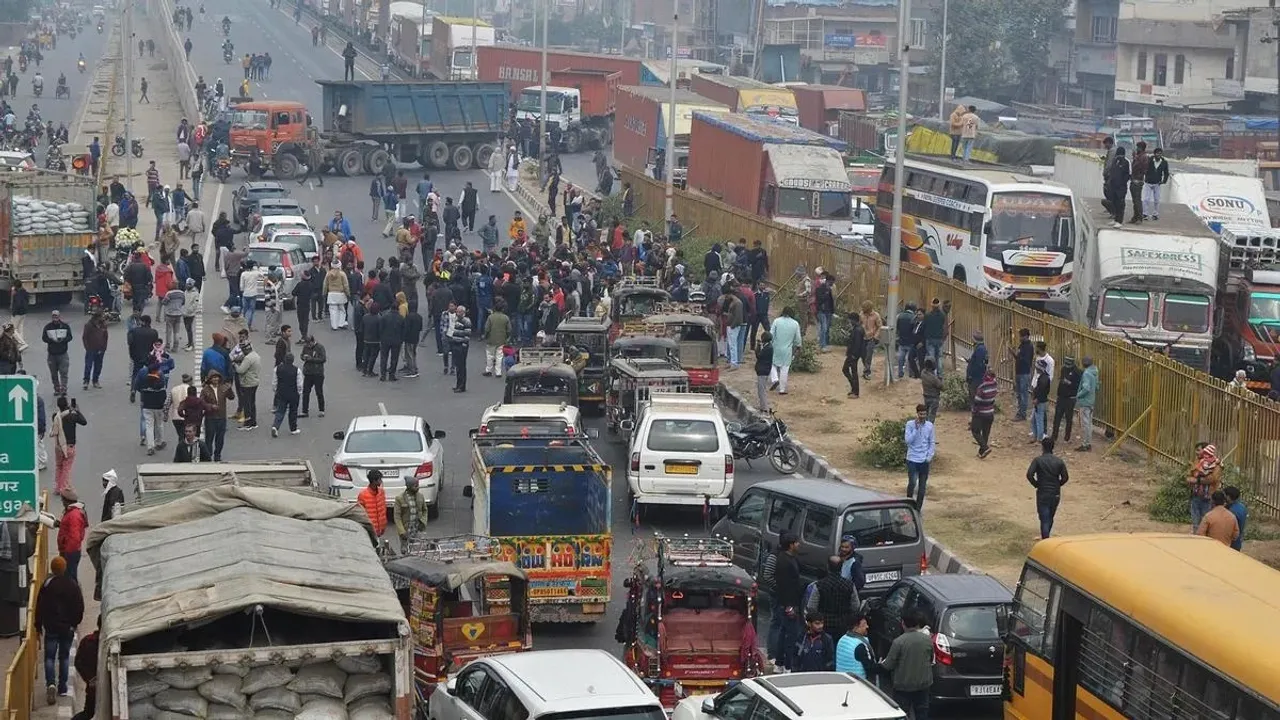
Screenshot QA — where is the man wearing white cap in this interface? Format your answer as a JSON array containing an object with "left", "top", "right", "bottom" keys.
[{"left": 101, "top": 470, "right": 125, "bottom": 522}]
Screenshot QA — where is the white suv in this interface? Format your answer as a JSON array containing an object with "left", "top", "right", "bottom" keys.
[
  {"left": 673, "top": 673, "right": 906, "bottom": 720},
  {"left": 625, "top": 392, "right": 733, "bottom": 515}
]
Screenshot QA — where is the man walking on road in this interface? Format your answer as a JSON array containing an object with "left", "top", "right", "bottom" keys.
[
  {"left": 904, "top": 404, "right": 935, "bottom": 509},
  {"left": 41, "top": 309, "right": 72, "bottom": 395},
  {"left": 36, "top": 555, "right": 83, "bottom": 705},
  {"left": 139, "top": 76, "right": 149, "bottom": 103},
  {"left": 1026, "top": 437, "right": 1069, "bottom": 539}
]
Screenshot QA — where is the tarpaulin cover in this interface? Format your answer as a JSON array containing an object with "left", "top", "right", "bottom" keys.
[
  {"left": 1227, "top": 116, "right": 1279, "bottom": 132},
  {"left": 384, "top": 556, "right": 526, "bottom": 591},
  {"left": 906, "top": 117, "right": 1059, "bottom": 167}
]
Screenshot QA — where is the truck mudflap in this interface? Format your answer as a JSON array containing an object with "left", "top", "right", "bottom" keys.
[{"left": 495, "top": 534, "right": 610, "bottom": 622}]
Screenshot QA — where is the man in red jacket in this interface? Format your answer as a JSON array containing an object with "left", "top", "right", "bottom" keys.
[{"left": 56, "top": 489, "right": 89, "bottom": 583}]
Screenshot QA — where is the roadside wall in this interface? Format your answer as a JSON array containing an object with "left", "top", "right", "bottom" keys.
[{"left": 145, "top": 0, "right": 201, "bottom": 122}]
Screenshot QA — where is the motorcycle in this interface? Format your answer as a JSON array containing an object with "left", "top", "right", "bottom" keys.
[
  {"left": 726, "top": 411, "right": 800, "bottom": 474},
  {"left": 214, "top": 156, "right": 231, "bottom": 182},
  {"left": 32, "top": 82, "right": 42, "bottom": 98},
  {"left": 111, "top": 134, "right": 126, "bottom": 156},
  {"left": 44, "top": 142, "right": 65, "bottom": 171},
  {"left": 55, "top": 83, "right": 68, "bottom": 99},
  {"left": 77, "top": 59, "right": 85, "bottom": 74},
  {"left": 97, "top": 22, "right": 103, "bottom": 34},
  {"left": 130, "top": 137, "right": 144, "bottom": 158},
  {"left": 223, "top": 47, "right": 233, "bottom": 64}
]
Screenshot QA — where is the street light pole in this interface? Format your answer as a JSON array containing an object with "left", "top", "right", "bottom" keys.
[
  {"left": 537, "top": 0, "right": 548, "bottom": 174},
  {"left": 937, "top": 0, "right": 947, "bottom": 119},
  {"left": 663, "top": 0, "right": 677, "bottom": 219},
  {"left": 470, "top": 0, "right": 477, "bottom": 80},
  {"left": 885, "top": 0, "right": 910, "bottom": 385},
  {"left": 124, "top": 0, "right": 134, "bottom": 184}
]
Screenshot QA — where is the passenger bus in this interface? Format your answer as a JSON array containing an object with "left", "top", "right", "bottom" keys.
[
  {"left": 1005, "top": 533, "right": 1280, "bottom": 720},
  {"left": 874, "top": 157, "right": 1076, "bottom": 302}
]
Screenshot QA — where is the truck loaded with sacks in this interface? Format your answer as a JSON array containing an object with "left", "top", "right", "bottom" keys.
[
  {"left": 88, "top": 485, "right": 413, "bottom": 720},
  {"left": 0, "top": 170, "right": 98, "bottom": 300}
]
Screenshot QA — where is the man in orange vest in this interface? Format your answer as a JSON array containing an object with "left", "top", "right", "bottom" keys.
[{"left": 357, "top": 469, "right": 387, "bottom": 537}]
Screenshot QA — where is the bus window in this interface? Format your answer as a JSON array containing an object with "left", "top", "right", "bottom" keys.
[{"left": 1010, "top": 565, "right": 1056, "bottom": 658}]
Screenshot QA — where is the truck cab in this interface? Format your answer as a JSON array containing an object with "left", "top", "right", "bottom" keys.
[
  {"left": 229, "top": 101, "right": 309, "bottom": 162},
  {"left": 517, "top": 85, "right": 580, "bottom": 132},
  {"left": 1216, "top": 228, "right": 1280, "bottom": 390},
  {"left": 516, "top": 69, "right": 619, "bottom": 153}
]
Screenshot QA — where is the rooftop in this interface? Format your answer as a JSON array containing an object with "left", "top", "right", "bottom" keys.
[
  {"left": 693, "top": 111, "right": 845, "bottom": 149},
  {"left": 619, "top": 85, "right": 728, "bottom": 107}
]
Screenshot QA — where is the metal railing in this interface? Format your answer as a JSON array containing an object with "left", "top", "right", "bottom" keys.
[
  {"left": 2, "top": 492, "right": 51, "bottom": 720},
  {"left": 619, "top": 166, "right": 1280, "bottom": 519}
]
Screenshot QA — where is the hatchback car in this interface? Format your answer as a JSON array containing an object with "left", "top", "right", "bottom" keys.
[
  {"left": 331, "top": 414, "right": 446, "bottom": 519},
  {"left": 243, "top": 242, "right": 309, "bottom": 307},
  {"left": 232, "top": 180, "right": 288, "bottom": 226},
  {"left": 863, "top": 574, "right": 1012, "bottom": 703}
]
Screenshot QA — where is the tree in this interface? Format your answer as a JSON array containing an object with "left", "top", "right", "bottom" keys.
[
  {"left": 0, "top": 0, "right": 30, "bottom": 22},
  {"left": 1003, "top": 0, "right": 1071, "bottom": 98},
  {"left": 925, "top": 0, "right": 1068, "bottom": 102}
]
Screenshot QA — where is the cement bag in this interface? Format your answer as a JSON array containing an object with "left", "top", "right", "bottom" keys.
[
  {"left": 343, "top": 674, "right": 393, "bottom": 705},
  {"left": 128, "top": 697, "right": 158, "bottom": 720},
  {"left": 252, "top": 711, "right": 294, "bottom": 720},
  {"left": 127, "top": 673, "right": 171, "bottom": 703},
  {"left": 296, "top": 698, "right": 348, "bottom": 720},
  {"left": 199, "top": 675, "right": 247, "bottom": 710},
  {"left": 287, "top": 662, "right": 346, "bottom": 699},
  {"left": 212, "top": 662, "right": 250, "bottom": 678},
  {"left": 347, "top": 696, "right": 394, "bottom": 720},
  {"left": 208, "top": 703, "right": 252, "bottom": 720},
  {"left": 154, "top": 712, "right": 204, "bottom": 720},
  {"left": 241, "top": 665, "right": 294, "bottom": 695},
  {"left": 157, "top": 667, "right": 213, "bottom": 690},
  {"left": 248, "top": 687, "right": 302, "bottom": 714},
  {"left": 153, "top": 689, "right": 209, "bottom": 718},
  {"left": 334, "top": 655, "right": 382, "bottom": 675}
]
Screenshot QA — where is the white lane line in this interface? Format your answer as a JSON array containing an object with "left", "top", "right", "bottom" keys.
[
  {"left": 313, "top": 203, "right": 319, "bottom": 214},
  {"left": 378, "top": 402, "right": 388, "bottom": 416},
  {"left": 193, "top": 183, "right": 225, "bottom": 386}
]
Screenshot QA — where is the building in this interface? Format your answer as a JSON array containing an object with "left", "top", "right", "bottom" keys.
[
  {"left": 760, "top": 3, "right": 897, "bottom": 91},
  {"left": 1069, "top": 0, "right": 1118, "bottom": 111}
]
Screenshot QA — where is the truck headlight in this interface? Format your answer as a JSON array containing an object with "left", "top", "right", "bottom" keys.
[{"left": 1243, "top": 344, "right": 1257, "bottom": 362}]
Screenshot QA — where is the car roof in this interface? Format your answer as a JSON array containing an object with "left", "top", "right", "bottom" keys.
[
  {"left": 240, "top": 181, "right": 285, "bottom": 191},
  {"left": 745, "top": 673, "right": 904, "bottom": 720},
  {"left": 247, "top": 242, "right": 303, "bottom": 253},
  {"left": 751, "top": 477, "right": 909, "bottom": 507},
  {"left": 905, "top": 573, "right": 1012, "bottom": 605},
  {"left": 347, "top": 414, "right": 422, "bottom": 432},
  {"left": 482, "top": 402, "right": 579, "bottom": 419},
  {"left": 490, "top": 650, "right": 656, "bottom": 709},
  {"left": 261, "top": 215, "right": 309, "bottom": 224}
]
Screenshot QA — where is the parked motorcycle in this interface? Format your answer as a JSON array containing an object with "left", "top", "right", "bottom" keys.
[
  {"left": 726, "top": 412, "right": 800, "bottom": 474},
  {"left": 111, "top": 134, "right": 125, "bottom": 156},
  {"left": 130, "top": 137, "right": 144, "bottom": 158}
]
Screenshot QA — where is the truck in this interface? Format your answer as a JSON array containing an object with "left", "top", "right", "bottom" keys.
[
  {"left": 132, "top": 459, "right": 319, "bottom": 506},
  {"left": 514, "top": 69, "right": 621, "bottom": 153},
  {"left": 790, "top": 84, "right": 866, "bottom": 134},
  {"left": 688, "top": 74, "right": 799, "bottom": 126},
  {"left": 89, "top": 484, "right": 413, "bottom": 720},
  {"left": 476, "top": 44, "right": 644, "bottom": 96},
  {"left": 464, "top": 433, "right": 611, "bottom": 623},
  {"left": 612, "top": 85, "right": 728, "bottom": 188},
  {"left": 0, "top": 171, "right": 98, "bottom": 300},
  {"left": 686, "top": 111, "right": 853, "bottom": 235},
  {"left": 430, "top": 16, "right": 495, "bottom": 81},
  {"left": 227, "top": 81, "right": 507, "bottom": 178},
  {"left": 391, "top": 15, "right": 429, "bottom": 77}
]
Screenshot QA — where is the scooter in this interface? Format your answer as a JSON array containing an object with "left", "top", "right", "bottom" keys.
[
  {"left": 44, "top": 142, "right": 66, "bottom": 171},
  {"left": 32, "top": 82, "right": 42, "bottom": 98},
  {"left": 111, "top": 134, "right": 126, "bottom": 156},
  {"left": 130, "top": 137, "right": 144, "bottom": 158},
  {"left": 96, "top": 22, "right": 103, "bottom": 34}
]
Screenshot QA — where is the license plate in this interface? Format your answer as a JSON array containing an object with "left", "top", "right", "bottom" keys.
[
  {"left": 666, "top": 463, "right": 698, "bottom": 475},
  {"left": 581, "top": 603, "right": 606, "bottom": 614},
  {"left": 969, "top": 684, "right": 1002, "bottom": 697},
  {"left": 864, "top": 570, "right": 901, "bottom": 584}
]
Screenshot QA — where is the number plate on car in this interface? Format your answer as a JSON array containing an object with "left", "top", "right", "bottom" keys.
[
  {"left": 666, "top": 463, "right": 698, "bottom": 475},
  {"left": 864, "top": 570, "right": 901, "bottom": 583},
  {"left": 969, "top": 684, "right": 1002, "bottom": 697}
]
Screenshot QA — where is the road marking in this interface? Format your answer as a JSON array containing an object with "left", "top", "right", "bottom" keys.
[
  {"left": 193, "top": 183, "right": 225, "bottom": 387},
  {"left": 378, "top": 402, "right": 388, "bottom": 415},
  {"left": 313, "top": 203, "right": 319, "bottom": 213}
]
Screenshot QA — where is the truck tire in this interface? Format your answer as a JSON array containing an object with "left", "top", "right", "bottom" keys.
[
  {"left": 473, "top": 143, "right": 495, "bottom": 169},
  {"left": 273, "top": 152, "right": 300, "bottom": 180},
  {"left": 364, "top": 147, "right": 390, "bottom": 176},
  {"left": 450, "top": 144, "right": 473, "bottom": 171},
  {"left": 336, "top": 149, "right": 363, "bottom": 176},
  {"left": 426, "top": 141, "right": 450, "bottom": 168},
  {"left": 564, "top": 130, "right": 582, "bottom": 154}
]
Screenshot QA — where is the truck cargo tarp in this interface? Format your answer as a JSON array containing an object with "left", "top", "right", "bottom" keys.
[
  {"left": 766, "top": 144, "right": 851, "bottom": 190},
  {"left": 90, "top": 485, "right": 402, "bottom": 647},
  {"left": 906, "top": 117, "right": 1058, "bottom": 166},
  {"left": 384, "top": 556, "right": 526, "bottom": 591}
]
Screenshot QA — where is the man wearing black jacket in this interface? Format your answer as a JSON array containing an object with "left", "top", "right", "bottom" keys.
[
  {"left": 361, "top": 303, "right": 382, "bottom": 377},
  {"left": 126, "top": 315, "right": 159, "bottom": 403},
  {"left": 1143, "top": 146, "right": 1169, "bottom": 221},
  {"left": 1104, "top": 147, "right": 1130, "bottom": 226},
  {"left": 378, "top": 305, "right": 404, "bottom": 382},
  {"left": 1027, "top": 438, "right": 1069, "bottom": 538},
  {"left": 292, "top": 270, "right": 316, "bottom": 340},
  {"left": 401, "top": 306, "right": 423, "bottom": 378},
  {"left": 769, "top": 532, "right": 803, "bottom": 671},
  {"left": 351, "top": 298, "right": 368, "bottom": 368},
  {"left": 1052, "top": 357, "right": 1082, "bottom": 444},
  {"left": 842, "top": 311, "right": 865, "bottom": 398},
  {"left": 173, "top": 423, "right": 212, "bottom": 462}
]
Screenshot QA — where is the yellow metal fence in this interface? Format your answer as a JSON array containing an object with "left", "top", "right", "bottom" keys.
[
  {"left": 620, "top": 167, "right": 1280, "bottom": 519},
  {"left": 3, "top": 492, "right": 51, "bottom": 720}
]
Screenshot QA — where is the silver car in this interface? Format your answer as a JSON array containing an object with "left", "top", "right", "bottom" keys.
[{"left": 331, "top": 414, "right": 446, "bottom": 519}]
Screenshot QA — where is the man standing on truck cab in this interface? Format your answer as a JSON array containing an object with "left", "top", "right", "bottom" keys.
[{"left": 342, "top": 42, "right": 357, "bottom": 81}]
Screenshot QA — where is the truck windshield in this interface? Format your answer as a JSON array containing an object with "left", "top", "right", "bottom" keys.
[
  {"left": 774, "top": 188, "right": 811, "bottom": 217},
  {"left": 1100, "top": 289, "right": 1149, "bottom": 328},
  {"left": 231, "top": 109, "right": 269, "bottom": 130},
  {"left": 987, "top": 191, "right": 1074, "bottom": 259},
  {"left": 452, "top": 47, "right": 474, "bottom": 71},
  {"left": 1248, "top": 291, "right": 1280, "bottom": 323},
  {"left": 517, "top": 90, "right": 563, "bottom": 114},
  {"left": 818, "top": 190, "right": 852, "bottom": 219},
  {"left": 1162, "top": 293, "right": 1211, "bottom": 333}
]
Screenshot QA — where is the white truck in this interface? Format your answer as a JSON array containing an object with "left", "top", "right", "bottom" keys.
[{"left": 431, "top": 16, "right": 495, "bottom": 80}]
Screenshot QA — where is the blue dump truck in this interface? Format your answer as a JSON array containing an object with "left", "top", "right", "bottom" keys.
[{"left": 464, "top": 434, "right": 612, "bottom": 623}]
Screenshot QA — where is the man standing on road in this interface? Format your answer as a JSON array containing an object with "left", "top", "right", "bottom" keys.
[
  {"left": 460, "top": 181, "right": 478, "bottom": 232},
  {"left": 41, "top": 309, "right": 72, "bottom": 395},
  {"left": 881, "top": 609, "right": 934, "bottom": 719},
  {"left": 342, "top": 42, "right": 357, "bottom": 81},
  {"left": 804, "top": 556, "right": 859, "bottom": 648},
  {"left": 378, "top": 303, "right": 404, "bottom": 382},
  {"left": 1052, "top": 357, "right": 1081, "bottom": 444},
  {"left": 1026, "top": 437, "right": 1069, "bottom": 539},
  {"left": 450, "top": 304, "right": 472, "bottom": 392},
  {"left": 394, "top": 477, "right": 428, "bottom": 548},
  {"left": 299, "top": 335, "right": 326, "bottom": 417},
  {"left": 769, "top": 532, "right": 803, "bottom": 672},
  {"left": 136, "top": 362, "right": 169, "bottom": 455},
  {"left": 36, "top": 555, "right": 82, "bottom": 705},
  {"left": 270, "top": 352, "right": 302, "bottom": 437},
  {"left": 972, "top": 369, "right": 997, "bottom": 458},
  {"left": 904, "top": 404, "right": 935, "bottom": 509}
]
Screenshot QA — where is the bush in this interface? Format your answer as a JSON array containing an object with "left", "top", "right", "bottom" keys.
[
  {"left": 940, "top": 374, "right": 972, "bottom": 411},
  {"left": 1148, "top": 462, "right": 1250, "bottom": 525},
  {"left": 828, "top": 315, "right": 854, "bottom": 347},
  {"left": 791, "top": 342, "right": 821, "bottom": 373},
  {"left": 857, "top": 418, "right": 909, "bottom": 469},
  {"left": 595, "top": 193, "right": 627, "bottom": 227}
]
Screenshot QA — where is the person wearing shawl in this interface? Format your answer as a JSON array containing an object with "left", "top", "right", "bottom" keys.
[
  {"left": 101, "top": 469, "right": 125, "bottom": 522},
  {"left": 1187, "top": 443, "right": 1221, "bottom": 532}
]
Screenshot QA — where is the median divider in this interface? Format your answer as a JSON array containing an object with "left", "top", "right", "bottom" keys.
[{"left": 148, "top": 0, "right": 201, "bottom": 121}]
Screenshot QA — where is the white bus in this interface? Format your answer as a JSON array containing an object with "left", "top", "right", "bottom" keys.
[{"left": 874, "top": 158, "right": 1077, "bottom": 302}]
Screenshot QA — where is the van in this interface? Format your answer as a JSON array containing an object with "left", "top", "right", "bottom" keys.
[
  {"left": 625, "top": 392, "right": 733, "bottom": 514},
  {"left": 712, "top": 478, "right": 926, "bottom": 598}
]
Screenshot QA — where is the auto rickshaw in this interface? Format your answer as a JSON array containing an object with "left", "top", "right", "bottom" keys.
[
  {"left": 610, "top": 334, "right": 680, "bottom": 363},
  {"left": 504, "top": 347, "right": 580, "bottom": 406},
  {"left": 556, "top": 315, "right": 612, "bottom": 411},
  {"left": 633, "top": 312, "right": 719, "bottom": 391},
  {"left": 617, "top": 536, "right": 765, "bottom": 711},
  {"left": 609, "top": 277, "right": 671, "bottom": 340},
  {"left": 605, "top": 357, "right": 689, "bottom": 437},
  {"left": 384, "top": 535, "right": 532, "bottom": 706}
]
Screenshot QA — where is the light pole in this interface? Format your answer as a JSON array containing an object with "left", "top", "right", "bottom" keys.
[
  {"left": 124, "top": 0, "right": 134, "bottom": 184},
  {"left": 937, "top": 0, "right": 948, "bottom": 119},
  {"left": 469, "top": 0, "right": 477, "bottom": 80},
  {"left": 885, "top": 0, "right": 910, "bottom": 385},
  {"left": 537, "top": 0, "right": 548, "bottom": 174},
  {"left": 663, "top": 0, "right": 677, "bottom": 219}
]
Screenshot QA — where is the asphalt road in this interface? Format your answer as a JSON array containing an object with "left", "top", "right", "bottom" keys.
[{"left": 5, "top": 21, "right": 109, "bottom": 165}]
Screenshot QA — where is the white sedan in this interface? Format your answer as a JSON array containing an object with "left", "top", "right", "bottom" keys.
[{"left": 331, "top": 414, "right": 446, "bottom": 519}]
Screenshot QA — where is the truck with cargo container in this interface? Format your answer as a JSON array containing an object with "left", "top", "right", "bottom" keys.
[
  {"left": 227, "top": 81, "right": 507, "bottom": 178},
  {"left": 612, "top": 85, "right": 728, "bottom": 189},
  {"left": 391, "top": 15, "right": 430, "bottom": 77},
  {"left": 791, "top": 84, "right": 866, "bottom": 134},
  {"left": 688, "top": 74, "right": 798, "bottom": 126},
  {"left": 686, "top": 111, "right": 852, "bottom": 235},
  {"left": 89, "top": 485, "right": 414, "bottom": 720},
  {"left": 514, "top": 69, "right": 621, "bottom": 153},
  {"left": 463, "top": 432, "right": 612, "bottom": 623},
  {"left": 0, "top": 170, "right": 98, "bottom": 301},
  {"left": 430, "top": 16, "right": 495, "bottom": 80},
  {"left": 476, "top": 44, "right": 644, "bottom": 96}
]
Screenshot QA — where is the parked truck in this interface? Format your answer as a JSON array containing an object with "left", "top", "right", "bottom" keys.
[
  {"left": 227, "top": 81, "right": 507, "bottom": 178},
  {"left": 476, "top": 44, "right": 644, "bottom": 95},
  {"left": 686, "top": 111, "right": 852, "bottom": 235},
  {"left": 688, "top": 74, "right": 798, "bottom": 126},
  {"left": 464, "top": 433, "right": 611, "bottom": 623},
  {"left": 514, "top": 69, "right": 621, "bottom": 153},
  {"left": 612, "top": 85, "right": 728, "bottom": 188},
  {"left": 132, "top": 459, "right": 319, "bottom": 507},
  {"left": 430, "top": 16, "right": 495, "bottom": 80},
  {"left": 0, "top": 170, "right": 97, "bottom": 301},
  {"left": 791, "top": 84, "right": 866, "bottom": 134},
  {"left": 90, "top": 485, "right": 413, "bottom": 720}
]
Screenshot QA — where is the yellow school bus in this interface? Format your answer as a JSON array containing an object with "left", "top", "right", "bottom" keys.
[{"left": 1004, "top": 533, "right": 1280, "bottom": 720}]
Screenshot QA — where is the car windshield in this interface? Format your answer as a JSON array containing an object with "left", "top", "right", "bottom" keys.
[
  {"left": 987, "top": 191, "right": 1073, "bottom": 257},
  {"left": 343, "top": 429, "right": 423, "bottom": 454},
  {"left": 1162, "top": 293, "right": 1210, "bottom": 333},
  {"left": 231, "top": 109, "right": 270, "bottom": 130},
  {"left": 842, "top": 506, "right": 919, "bottom": 546},
  {"left": 1248, "top": 291, "right": 1280, "bottom": 323},
  {"left": 941, "top": 604, "right": 1010, "bottom": 640},
  {"left": 540, "top": 708, "right": 666, "bottom": 720},
  {"left": 646, "top": 419, "right": 719, "bottom": 452},
  {"left": 1100, "top": 289, "right": 1149, "bottom": 329}
]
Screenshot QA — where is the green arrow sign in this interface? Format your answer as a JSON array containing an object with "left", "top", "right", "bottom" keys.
[{"left": 0, "top": 376, "right": 38, "bottom": 519}]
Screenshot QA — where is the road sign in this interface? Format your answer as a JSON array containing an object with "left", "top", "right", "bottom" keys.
[{"left": 0, "top": 375, "right": 38, "bottom": 519}]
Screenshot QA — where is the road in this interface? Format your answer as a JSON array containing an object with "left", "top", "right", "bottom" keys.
[{"left": 5, "top": 22, "right": 109, "bottom": 166}]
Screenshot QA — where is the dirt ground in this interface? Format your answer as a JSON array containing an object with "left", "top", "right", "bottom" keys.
[{"left": 722, "top": 348, "right": 1280, "bottom": 587}]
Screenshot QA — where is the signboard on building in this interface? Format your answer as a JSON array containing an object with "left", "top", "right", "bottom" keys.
[{"left": 824, "top": 34, "right": 855, "bottom": 49}]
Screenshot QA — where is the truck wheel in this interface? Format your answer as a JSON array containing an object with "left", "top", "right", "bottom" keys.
[
  {"left": 426, "top": 141, "right": 450, "bottom": 168},
  {"left": 273, "top": 153, "right": 300, "bottom": 179},
  {"left": 336, "top": 149, "right": 363, "bottom": 176},
  {"left": 450, "top": 144, "right": 473, "bottom": 171},
  {"left": 473, "top": 143, "right": 495, "bottom": 169},
  {"left": 564, "top": 130, "right": 582, "bottom": 154},
  {"left": 364, "top": 147, "right": 390, "bottom": 176}
]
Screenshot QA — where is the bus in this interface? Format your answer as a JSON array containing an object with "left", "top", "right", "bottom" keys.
[
  {"left": 1005, "top": 533, "right": 1280, "bottom": 720},
  {"left": 874, "top": 157, "right": 1076, "bottom": 302}
]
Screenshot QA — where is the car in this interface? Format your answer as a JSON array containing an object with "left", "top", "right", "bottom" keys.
[
  {"left": 232, "top": 180, "right": 289, "bottom": 226},
  {"left": 624, "top": 392, "right": 734, "bottom": 515},
  {"left": 862, "top": 574, "right": 1012, "bottom": 703},
  {"left": 265, "top": 227, "right": 321, "bottom": 257},
  {"left": 430, "top": 650, "right": 664, "bottom": 720},
  {"left": 672, "top": 672, "right": 905, "bottom": 720},
  {"left": 252, "top": 214, "right": 311, "bottom": 243},
  {"left": 0, "top": 150, "right": 36, "bottom": 172},
  {"left": 331, "top": 414, "right": 446, "bottom": 519},
  {"left": 473, "top": 401, "right": 587, "bottom": 438},
  {"left": 243, "top": 242, "right": 309, "bottom": 307}
]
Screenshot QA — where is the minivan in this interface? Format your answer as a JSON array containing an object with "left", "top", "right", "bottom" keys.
[
  {"left": 625, "top": 392, "right": 734, "bottom": 516},
  {"left": 712, "top": 478, "right": 926, "bottom": 598}
]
